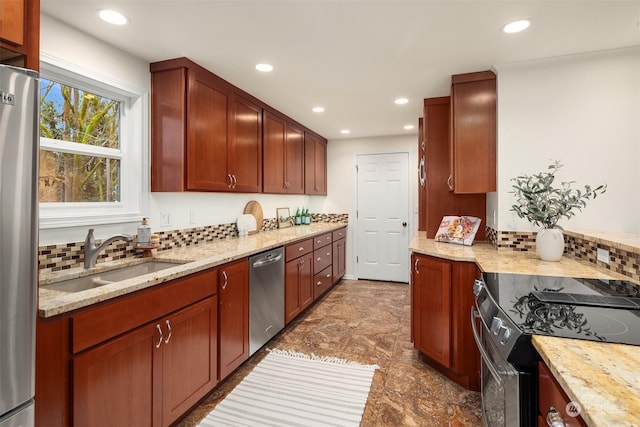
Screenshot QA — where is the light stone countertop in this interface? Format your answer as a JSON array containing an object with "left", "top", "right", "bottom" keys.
[
  {"left": 409, "top": 233, "right": 639, "bottom": 427},
  {"left": 39, "top": 223, "right": 346, "bottom": 318}
]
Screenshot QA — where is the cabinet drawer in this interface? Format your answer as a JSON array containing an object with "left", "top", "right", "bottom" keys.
[
  {"left": 313, "top": 245, "right": 333, "bottom": 274},
  {"left": 285, "top": 238, "right": 313, "bottom": 261},
  {"left": 332, "top": 227, "right": 346, "bottom": 241},
  {"left": 71, "top": 269, "right": 218, "bottom": 353},
  {"left": 313, "top": 232, "right": 333, "bottom": 249},
  {"left": 313, "top": 266, "right": 333, "bottom": 299}
]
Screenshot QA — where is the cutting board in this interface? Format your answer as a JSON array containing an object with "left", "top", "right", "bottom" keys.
[{"left": 243, "top": 200, "right": 263, "bottom": 234}]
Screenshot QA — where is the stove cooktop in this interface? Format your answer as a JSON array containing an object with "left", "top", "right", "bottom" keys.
[{"left": 482, "top": 273, "right": 640, "bottom": 346}]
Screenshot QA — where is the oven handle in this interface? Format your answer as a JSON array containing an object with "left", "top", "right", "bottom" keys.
[{"left": 471, "top": 307, "right": 504, "bottom": 386}]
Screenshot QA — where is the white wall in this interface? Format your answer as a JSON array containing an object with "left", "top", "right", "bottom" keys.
[
  {"left": 321, "top": 134, "right": 418, "bottom": 279},
  {"left": 490, "top": 47, "right": 640, "bottom": 233}
]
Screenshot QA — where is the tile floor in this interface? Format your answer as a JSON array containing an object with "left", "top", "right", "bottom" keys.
[{"left": 177, "top": 279, "right": 482, "bottom": 426}]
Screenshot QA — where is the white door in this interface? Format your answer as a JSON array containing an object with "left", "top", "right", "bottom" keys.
[{"left": 356, "top": 152, "right": 410, "bottom": 283}]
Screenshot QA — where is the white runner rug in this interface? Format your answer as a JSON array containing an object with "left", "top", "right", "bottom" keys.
[{"left": 197, "top": 349, "right": 379, "bottom": 427}]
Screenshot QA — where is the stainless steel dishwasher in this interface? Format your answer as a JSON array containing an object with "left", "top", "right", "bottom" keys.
[{"left": 249, "top": 247, "right": 285, "bottom": 355}]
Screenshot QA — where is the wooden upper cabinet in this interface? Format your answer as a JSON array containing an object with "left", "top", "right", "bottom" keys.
[
  {"left": 186, "top": 68, "right": 231, "bottom": 191},
  {"left": 263, "top": 110, "right": 304, "bottom": 194},
  {"left": 304, "top": 132, "right": 327, "bottom": 195},
  {"left": 150, "top": 58, "right": 263, "bottom": 193},
  {"left": 0, "top": 0, "right": 39, "bottom": 69},
  {"left": 230, "top": 94, "right": 262, "bottom": 192},
  {"left": 449, "top": 70, "right": 496, "bottom": 194},
  {"left": 1, "top": 0, "right": 24, "bottom": 45}
]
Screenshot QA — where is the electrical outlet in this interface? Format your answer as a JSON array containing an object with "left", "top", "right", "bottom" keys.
[
  {"left": 160, "top": 212, "right": 172, "bottom": 227},
  {"left": 596, "top": 248, "right": 610, "bottom": 264},
  {"left": 189, "top": 210, "right": 196, "bottom": 224}
]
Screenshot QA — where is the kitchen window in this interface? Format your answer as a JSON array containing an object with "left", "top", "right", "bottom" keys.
[{"left": 38, "top": 54, "right": 147, "bottom": 229}]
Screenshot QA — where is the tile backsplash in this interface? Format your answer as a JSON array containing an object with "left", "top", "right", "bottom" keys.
[
  {"left": 38, "top": 213, "right": 349, "bottom": 274},
  {"left": 486, "top": 226, "right": 640, "bottom": 282}
]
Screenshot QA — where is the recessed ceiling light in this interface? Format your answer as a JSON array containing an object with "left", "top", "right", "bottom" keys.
[
  {"left": 98, "top": 9, "right": 128, "bottom": 25},
  {"left": 312, "top": 107, "right": 325, "bottom": 113},
  {"left": 394, "top": 98, "right": 409, "bottom": 105},
  {"left": 404, "top": 125, "right": 415, "bottom": 130},
  {"left": 255, "top": 63, "right": 274, "bottom": 72},
  {"left": 503, "top": 19, "right": 531, "bottom": 34},
  {"left": 340, "top": 129, "right": 350, "bottom": 135}
]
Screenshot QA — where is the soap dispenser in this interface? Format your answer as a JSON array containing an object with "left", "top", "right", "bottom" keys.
[{"left": 137, "top": 217, "right": 152, "bottom": 246}]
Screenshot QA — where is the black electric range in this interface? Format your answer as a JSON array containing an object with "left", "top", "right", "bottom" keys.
[{"left": 482, "top": 272, "right": 640, "bottom": 347}]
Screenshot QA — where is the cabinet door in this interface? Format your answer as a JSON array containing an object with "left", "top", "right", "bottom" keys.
[
  {"left": 285, "top": 254, "right": 313, "bottom": 324},
  {"left": 285, "top": 122, "right": 305, "bottom": 194},
  {"left": 187, "top": 69, "right": 231, "bottom": 191},
  {"left": 263, "top": 111, "right": 286, "bottom": 193},
  {"left": 1, "top": 0, "right": 24, "bottom": 45},
  {"left": 218, "top": 259, "right": 249, "bottom": 380},
  {"left": 332, "top": 238, "right": 346, "bottom": 284},
  {"left": 162, "top": 297, "right": 218, "bottom": 425},
  {"left": 304, "top": 132, "right": 327, "bottom": 195},
  {"left": 412, "top": 254, "right": 452, "bottom": 368},
  {"left": 73, "top": 322, "right": 161, "bottom": 427},
  {"left": 230, "top": 94, "right": 262, "bottom": 192},
  {"left": 285, "top": 257, "right": 302, "bottom": 324},
  {"left": 450, "top": 71, "right": 496, "bottom": 194},
  {"left": 422, "top": 96, "right": 486, "bottom": 240}
]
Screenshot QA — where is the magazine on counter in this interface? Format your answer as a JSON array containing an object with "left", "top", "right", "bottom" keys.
[{"left": 434, "top": 216, "right": 482, "bottom": 246}]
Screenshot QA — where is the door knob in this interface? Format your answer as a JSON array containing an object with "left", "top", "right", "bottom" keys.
[{"left": 402, "top": 222, "right": 407, "bottom": 227}]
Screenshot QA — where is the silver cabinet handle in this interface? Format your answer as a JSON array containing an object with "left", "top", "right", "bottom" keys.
[
  {"left": 298, "top": 246, "right": 304, "bottom": 251},
  {"left": 419, "top": 157, "right": 426, "bottom": 187},
  {"left": 227, "top": 174, "right": 233, "bottom": 188},
  {"left": 447, "top": 174, "right": 453, "bottom": 190},
  {"left": 232, "top": 174, "right": 237, "bottom": 188},
  {"left": 326, "top": 252, "right": 331, "bottom": 256},
  {"left": 317, "top": 257, "right": 321, "bottom": 262},
  {"left": 326, "top": 273, "right": 331, "bottom": 278},
  {"left": 316, "top": 281, "right": 322, "bottom": 286},
  {"left": 164, "top": 319, "right": 172, "bottom": 344},
  {"left": 546, "top": 407, "right": 566, "bottom": 427},
  {"left": 300, "top": 258, "right": 305, "bottom": 265},
  {"left": 155, "top": 324, "right": 163, "bottom": 349},
  {"left": 222, "top": 271, "right": 228, "bottom": 289},
  {"left": 414, "top": 258, "right": 419, "bottom": 273}
]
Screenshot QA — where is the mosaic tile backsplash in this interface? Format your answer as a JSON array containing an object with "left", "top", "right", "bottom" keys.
[
  {"left": 38, "top": 213, "right": 349, "bottom": 274},
  {"left": 486, "top": 226, "right": 640, "bottom": 282}
]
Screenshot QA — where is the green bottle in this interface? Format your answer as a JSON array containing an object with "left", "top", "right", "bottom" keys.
[{"left": 295, "top": 208, "right": 301, "bottom": 225}]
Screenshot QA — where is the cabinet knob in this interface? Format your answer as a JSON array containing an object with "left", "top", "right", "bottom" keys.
[
  {"left": 316, "top": 281, "right": 322, "bottom": 286},
  {"left": 298, "top": 246, "right": 304, "bottom": 251},
  {"left": 326, "top": 252, "right": 331, "bottom": 256},
  {"left": 317, "top": 257, "right": 321, "bottom": 262},
  {"left": 546, "top": 407, "right": 566, "bottom": 427}
]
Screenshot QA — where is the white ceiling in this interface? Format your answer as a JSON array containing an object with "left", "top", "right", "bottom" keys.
[{"left": 40, "top": 1, "right": 640, "bottom": 140}]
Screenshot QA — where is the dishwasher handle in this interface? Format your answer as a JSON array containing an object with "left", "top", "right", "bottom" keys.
[{"left": 252, "top": 253, "right": 283, "bottom": 268}]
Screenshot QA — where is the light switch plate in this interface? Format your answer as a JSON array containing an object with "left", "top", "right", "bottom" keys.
[
  {"left": 160, "top": 212, "right": 172, "bottom": 227},
  {"left": 596, "top": 248, "right": 610, "bottom": 264}
]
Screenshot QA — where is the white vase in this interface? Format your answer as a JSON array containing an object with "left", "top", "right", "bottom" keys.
[{"left": 536, "top": 228, "right": 565, "bottom": 261}]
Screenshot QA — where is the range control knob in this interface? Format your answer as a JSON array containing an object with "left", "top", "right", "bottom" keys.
[
  {"left": 498, "top": 326, "right": 512, "bottom": 345},
  {"left": 472, "top": 279, "right": 484, "bottom": 296},
  {"left": 490, "top": 317, "right": 503, "bottom": 335}
]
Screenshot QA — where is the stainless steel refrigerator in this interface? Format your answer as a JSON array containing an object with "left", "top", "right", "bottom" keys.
[{"left": 0, "top": 65, "right": 38, "bottom": 426}]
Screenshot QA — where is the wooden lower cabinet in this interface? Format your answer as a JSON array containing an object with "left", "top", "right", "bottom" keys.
[
  {"left": 332, "top": 238, "right": 346, "bottom": 283},
  {"left": 285, "top": 252, "right": 313, "bottom": 324},
  {"left": 218, "top": 259, "right": 249, "bottom": 380},
  {"left": 410, "top": 253, "right": 480, "bottom": 391},
  {"left": 36, "top": 268, "right": 220, "bottom": 427},
  {"left": 538, "top": 362, "right": 587, "bottom": 427},
  {"left": 73, "top": 296, "right": 217, "bottom": 427}
]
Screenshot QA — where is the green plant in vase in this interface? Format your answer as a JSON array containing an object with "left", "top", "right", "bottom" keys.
[{"left": 510, "top": 160, "right": 606, "bottom": 261}]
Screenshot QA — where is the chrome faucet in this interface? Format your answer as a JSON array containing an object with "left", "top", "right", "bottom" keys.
[{"left": 84, "top": 228, "right": 133, "bottom": 268}]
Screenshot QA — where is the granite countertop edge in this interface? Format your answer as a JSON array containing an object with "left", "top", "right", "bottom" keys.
[{"left": 38, "top": 223, "right": 347, "bottom": 318}]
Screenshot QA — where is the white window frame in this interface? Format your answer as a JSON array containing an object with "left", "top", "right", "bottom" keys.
[{"left": 39, "top": 53, "right": 148, "bottom": 229}]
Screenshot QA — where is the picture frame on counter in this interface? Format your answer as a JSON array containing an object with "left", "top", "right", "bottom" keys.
[{"left": 276, "top": 208, "right": 292, "bottom": 229}]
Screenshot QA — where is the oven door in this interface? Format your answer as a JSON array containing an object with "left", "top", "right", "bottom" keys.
[{"left": 472, "top": 308, "right": 520, "bottom": 427}]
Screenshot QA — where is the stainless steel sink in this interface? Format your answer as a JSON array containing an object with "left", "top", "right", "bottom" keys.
[{"left": 41, "top": 261, "right": 182, "bottom": 293}]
